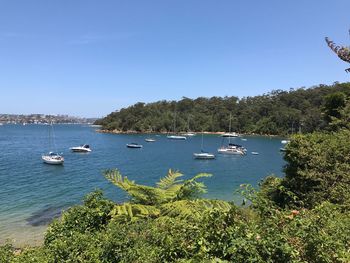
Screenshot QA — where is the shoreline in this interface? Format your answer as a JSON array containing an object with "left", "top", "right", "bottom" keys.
[{"left": 96, "top": 129, "right": 283, "bottom": 137}]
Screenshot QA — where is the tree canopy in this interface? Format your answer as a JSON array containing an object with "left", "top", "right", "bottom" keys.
[{"left": 96, "top": 82, "right": 350, "bottom": 135}]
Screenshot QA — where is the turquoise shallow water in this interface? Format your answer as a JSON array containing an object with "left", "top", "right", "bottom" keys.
[{"left": 0, "top": 124, "right": 285, "bottom": 246}]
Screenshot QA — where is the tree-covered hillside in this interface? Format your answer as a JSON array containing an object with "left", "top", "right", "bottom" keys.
[{"left": 96, "top": 82, "right": 350, "bottom": 135}]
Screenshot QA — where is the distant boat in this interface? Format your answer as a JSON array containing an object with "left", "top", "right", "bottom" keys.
[
  {"left": 70, "top": 144, "right": 92, "bottom": 152},
  {"left": 280, "top": 148, "right": 287, "bottom": 152},
  {"left": 251, "top": 152, "right": 259, "bottom": 155},
  {"left": 183, "top": 116, "right": 196, "bottom": 137},
  {"left": 218, "top": 114, "right": 245, "bottom": 155},
  {"left": 221, "top": 132, "right": 239, "bottom": 137},
  {"left": 183, "top": 132, "right": 195, "bottom": 137},
  {"left": 145, "top": 138, "right": 156, "bottom": 142},
  {"left": 281, "top": 140, "right": 290, "bottom": 144},
  {"left": 241, "top": 138, "right": 247, "bottom": 141},
  {"left": 167, "top": 135, "right": 187, "bottom": 140},
  {"left": 42, "top": 123, "right": 64, "bottom": 165},
  {"left": 193, "top": 152, "right": 215, "bottom": 159},
  {"left": 218, "top": 144, "right": 246, "bottom": 155},
  {"left": 193, "top": 133, "right": 215, "bottom": 160},
  {"left": 167, "top": 112, "right": 187, "bottom": 140},
  {"left": 126, "top": 143, "right": 143, "bottom": 148}
]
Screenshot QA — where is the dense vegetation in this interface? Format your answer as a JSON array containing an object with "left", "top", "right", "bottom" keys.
[
  {"left": 95, "top": 82, "right": 350, "bottom": 135},
  {"left": 2, "top": 85, "right": 350, "bottom": 262}
]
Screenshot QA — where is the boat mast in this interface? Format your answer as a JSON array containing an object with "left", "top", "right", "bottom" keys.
[
  {"left": 201, "top": 132, "right": 204, "bottom": 152},
  {"left": 228, "top": 113, "right": 232, "bottom": 144}
]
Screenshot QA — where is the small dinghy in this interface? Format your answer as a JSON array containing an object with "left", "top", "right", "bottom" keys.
[
  {"left": 251, "top": 152, "right": 259, "bottom": 155},
  {"left": 145, "top": 138, "right": 156, "bottom": 142}
]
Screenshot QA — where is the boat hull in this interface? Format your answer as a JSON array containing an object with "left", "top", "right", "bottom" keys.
[
  {"left": 193, "top": 153, "right": 215, "bottom": 159},
  {"left": 70, "top": 148, "right": 91, "bottom": 152},
  {"left": 167, "top": 135, "right": 187, "bottom": 140},
  {"left": 126, "top": 144, "right": 143, "bottom": 148},
  {"left": 217, "top": 148, "right": 244, "bottom": 155},
  {"left": 42, "top": 155, "right": 64, "bottom": 165}
]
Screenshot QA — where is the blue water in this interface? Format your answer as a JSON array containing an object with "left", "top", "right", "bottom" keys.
[{"left": 0, "top": 124, "right": 285, "bottom": 246}]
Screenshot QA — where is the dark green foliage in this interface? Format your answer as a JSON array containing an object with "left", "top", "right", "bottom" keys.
[
  {"left": 95, "top": 82, "right": 350, "bottom": 135},
  {"left": 323, "top": 92, "right": 346, "bottom": 126},
  {"left": 0, "top": 244, "right": 14, "bottom": 263},
  {"left": 45, "top": 190, "right": 114, "bottom": 245},
  {"left": 261, "top": 130, "right": 350, "bottom": 209}
]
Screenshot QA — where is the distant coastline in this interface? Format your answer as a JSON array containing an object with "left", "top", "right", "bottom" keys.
[{"left": 96, "top": 129, "right": 281, "bottom": 137}]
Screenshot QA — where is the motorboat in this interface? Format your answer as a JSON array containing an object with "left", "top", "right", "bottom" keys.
[
  {"left": 167, "top": 135, "right": 187, "bottom": 140},
  {"left": 251, "top": 152, "right": 259, "bottom": 155},
  {"left": 281, "top": 140, "right": 290, "bottom": 144},
  {"left": 70, "top": 144, "right": 92, "bottom": 152},
  {"left": 126, "top": 143, "right": 143, "bottom": 148},
  {"left": 42, "top": 152, "right": 64, "bottom": 165},
  {"left": 145, "top": 138, "right": 156, "bottom": 142}
]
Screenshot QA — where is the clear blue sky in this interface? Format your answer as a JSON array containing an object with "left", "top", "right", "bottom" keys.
[{"left": 0, "top": 1, "right": 349, "bottom": 117}]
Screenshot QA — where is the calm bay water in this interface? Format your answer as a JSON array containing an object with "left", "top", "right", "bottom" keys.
[{"left": 0, "top": 124, "right": 285, "bottom": 246}]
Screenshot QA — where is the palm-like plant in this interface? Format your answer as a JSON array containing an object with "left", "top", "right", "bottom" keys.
[{"left": 104, "top": 169, "right": 232, "bottom": 222}]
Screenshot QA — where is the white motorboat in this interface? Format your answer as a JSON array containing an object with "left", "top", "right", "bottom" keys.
[
  {"left": 251, "top": 152, "right": 259, "bottom": 155},
  {"left": 145, "top": 138, "right": 156, "bottom": 142},
  {"left": 281, "top": 140, "right": 290, "bottom": 144},
  {"left": 70, "top": 144, "right": 92, "bottom": 152},
  {"left": 42, "top": 152, "right": 64, "bottom": 165},
  {"left": 167, "top": 135, "right": 187, "bottom": 140},
  {"left": 126, "top": 143, "right": 143, "bottom": 148}
]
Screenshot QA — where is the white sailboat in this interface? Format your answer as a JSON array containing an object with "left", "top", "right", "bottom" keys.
[
  {"left": 218, "top": 114, "right": 246, "bottom": 155},
  {"left": 183, "top": 115, "right": 196, "bottom": 136},
  {"left": 193, "top": 133, "right": 215, "bottom": 159},
  {"left": 42, "top": 123, "right": 64, "bottom": 165},
  {"left": 167, "top": 112, "right": 187, "bottom": 140}
]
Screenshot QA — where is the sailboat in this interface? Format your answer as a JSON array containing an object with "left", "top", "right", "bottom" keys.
[
  {"left": 218, "top": 114, "right": 246, "bottom": 155},
  {"left": 167, "top": 112, "right": 187, "bottom": 140},
  {"left": 42, "top": 122, "right": 64, "bottom": 165},
  {"left": 183, "top": 116, "right": 196, "bottom": 136},
  {"left": 193, "top": 133, "right": 215, "bottom": 159}
]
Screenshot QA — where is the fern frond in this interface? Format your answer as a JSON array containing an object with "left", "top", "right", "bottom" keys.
[
  {"left": 156, "top": 169, "right": 183, "bottom": 189},
  {"left": 176, "top": 173, "right": 212, "bottom": 200},
  {"left": 104, "top": 169, "right": 178, "bottom": 205},
  {"left": 110, "top": 203, "right": 160, "bottom": 222},
  {"left": 160, "top": 199, "right": 232, "bottom": 220}
]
